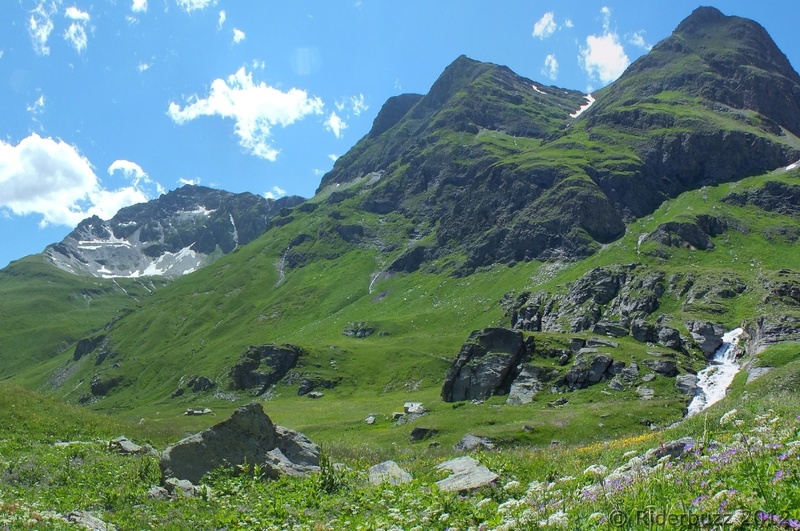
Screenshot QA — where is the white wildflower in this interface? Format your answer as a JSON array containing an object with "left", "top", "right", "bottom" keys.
[
  {"left": 622, "top": 450, "right": 638, "bottom": 458},
  {"left": 498, "top": 498, "right": 522, "bottom": 514},
  {"left": 476, "top": 498, "right": 492, "bottom": 509},
  {"left": 439, "top": 513, "right": 449, "bottom": 522},
  {"left": 558, "top": 475, "right": 576, "bottom": 483},
  {"left": 583, "top": 464, "right": 609, "bottom": 476},
  {"left": 728, "top": 510, "right": 748, "bottom": 526},
  {"left": 589, "top": 512, "right": 605, "bottom": 522},
  {"left": 546, "top": 510, "right": 569, "bottom": 528},
  {"left": 504, "top": 480, "right": 521, "bottom": 490},
  {"left": 719, "top": 409, "right": 738, "bottom": 426},
  {"left": 733, "top": 419, "right": 745, "bottom": 427}
]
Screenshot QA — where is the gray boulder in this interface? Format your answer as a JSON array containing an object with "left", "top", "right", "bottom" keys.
[
  {"left": 159, "top": 402, "right": 320, "bottom": 484},
  {"left": 369, "top": 461, "right": 412, "bottom": 485},
  {"left": 686, "top": 321, "right": 724, "bottom": 356},
  {"left": 435, "top": 456, "right": 498, "bottom": 492},
  {"left": 675, "top": 374, "right": 699, "bottom": 395},
  {"left": 506, "top": 365, "right": 548, "bottom": 405},
  {"left": 642, "top": 359, "right": 678, "bottom": 377},
  {"left": 454, "top": 434, "right": 495, "bottom": 452},
  {"left": 229, "top": 344, "right": 304, "bottom": 395},
  {"left": 441, "top": 328, "right": 527, "bottom": 402}
]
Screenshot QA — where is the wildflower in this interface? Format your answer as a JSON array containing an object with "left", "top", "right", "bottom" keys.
[
  {"left": 772, "top": 470, "right": 788, "bottom": 483},
  {"left": 438, "top": 513, "right": 449, "bottom": 522},
  {"left": 588, "top": 512, "right": 605, "bottom": 523},
  {"left": 583, "top": 464, "right": 608, "bottom": 476},
  {"left": 476, "top": 498, "right": 492, "bottom": 509},
  {"left": 719, "top": 409, "right": 738, "bottom": 426},
  {"left": 503, "top": 480, "right": 520, "bottom": 491}
]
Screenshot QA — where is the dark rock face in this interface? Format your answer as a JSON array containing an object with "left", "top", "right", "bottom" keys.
[
  {"left": 160, "top": 402, "right": 320, "bottom": 484},
  {"left": 342, "top": 322, "right": 376, "bottom": 338},
  {"left": 561, "top": 353, "right": 616, "bottom": 390},
  {"left": 409, "top": 427, "right": 439, "bottom": 442},
  {"left": 188, "top": 376, "right": 215, "bottom": 393},
  {"left": 73, "top": 335, "right": 106, "bottom": 361},
  {"left": 229, "top": 344, "right": 304, "bottom": 395},
  {"left": 723, "top": 181, "right": 800, "bottom": 218},
  {"left": 642, "top": 359, "right": 678, "bottom": 377},
  {"left": 441, "top": 328, "right": 527, "bottom": 402},
  {"left": 90, "top": 375, "right": 123, "bottom": 396},
  {"left": 644, "top": 221, "right": 715, "bottom": 250}
]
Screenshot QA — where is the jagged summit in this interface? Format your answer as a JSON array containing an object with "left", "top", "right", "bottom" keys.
[{"left": 45, "top": 185, "right": 303, "bottom": 279}]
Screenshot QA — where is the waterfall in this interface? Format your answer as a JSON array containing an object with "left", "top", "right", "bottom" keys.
[{"left": 686, "top": 328, "right": 744, "bottom": 416}]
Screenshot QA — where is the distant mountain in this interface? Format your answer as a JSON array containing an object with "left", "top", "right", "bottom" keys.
[{"left": 45, "top": 186, "right": 304, "bottom": 278}]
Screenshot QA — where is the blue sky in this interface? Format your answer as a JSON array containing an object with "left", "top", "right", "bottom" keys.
[{"left": 1, "top": 1, "right": 798, "bottom": 269}]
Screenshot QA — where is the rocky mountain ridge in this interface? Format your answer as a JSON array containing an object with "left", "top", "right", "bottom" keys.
[{"left": 45, "top": 186, "right": 303, "bottom": 279}]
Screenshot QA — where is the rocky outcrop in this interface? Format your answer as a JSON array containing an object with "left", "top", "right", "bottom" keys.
[
  {"left": 73, "top": 335, "right": 106, "bottom": 361},
  {"left": 369, "top": 461, "right": 412, "bottom": 485},
  {"left": 159, "top": 402, "right": 320, "bottom": 484},
  {"left": 229, "top": 344, "right": 304, "bottom": 395},
  {"left": 560, "top": 353, "right": 617, "bottom": 390},
  {"left": 90, "top": 375, "right": 123, "bottom": 396},
  {"left": 454, "top": 434, "right": 495, "bottom": 452},
  {"left": 342, "top": 322, "right": 376, "bottom": 338},
  {"left": 441, "top": 328, "right": 528, "bottom": 402},
  {"left": 686, "top": 321, "right": 725, "bottom": 356},
  {"left": 642, "top": 359, "right": 678, "bottom": 377},
  {"left": 743, "top": 315, "right": 800, "bottom": 354},
  {"left": 723, "top": 181, "right": 800, "bottom": 218}
]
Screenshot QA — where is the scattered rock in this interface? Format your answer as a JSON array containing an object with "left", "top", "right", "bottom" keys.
[
  {"left": 164, "top": 477, "right": 198, "bottom": 498},
  {"left": 108, "top": 436, "right": 143, "bottom": 455},
  {"left": 547, "top": 397, "right": 568, "bottom": 407},
  {"left": 90, "top": 375, "right": 123, "bottom": 396},
  {"left": 746, "top": 366, "right": 773, "bottom": 383},
  {"left": 435, "top": 456, "right": 498, "bottom": 492},
  {"left": 364, "top": 414, "right": 377, "bottom": 425},
  {"left": 608, "top": 378, "right": 626, "bottom": 391},
  {"left": 369, "top": 461, "right": 412, "bottom": 485},
  {"left": 65, "top": 511, "right": 115, "bottom": 531},
  {"left": 404, "top": 402, "right": 426, "bottom": 414},
  {"left": 306, "top": 391, "right": 324, "bottom": 399},
  {"left": 454, "top": 434, "right": 495, "bottom": 452},
  {"left": 147, "top": 486, "right": 170, "bottom": 500},
  {"left": 184, "top": 408, "right": 213, "bottom": 416},
  {"left": 410, "top": 427, "right": 439, "bottom": 442},
  {"left": 642, "top": 373, "right": 656, "bottom": 382},
  {"left": 159, "top": 402, "right": 320, "bottom": 484},
  {"left": 592, "top": 322, "right": 629, "bottom": 337},
  {"left": 587, "top": 337, "right": 619, "bottom": 348},
  {"left": 636, "top": 387, "right": 655, "bottom": 399},
  {"left": 506, "top": 365, "right": 543, "bottom": 405},
  {"left": 642, "top": 359, "right": 678, "bottom": 377},
  {"left": 343, "top": 322, "right": 376, "bottom": 338},
  {"left": 188, "top": 376, "right": 215, "bottom": 393}
]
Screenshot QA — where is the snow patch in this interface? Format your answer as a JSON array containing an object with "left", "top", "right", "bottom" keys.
[
  {"left": 569, "top": 94, "right": 595, "bottom": 118},
  {"left": 229, "top": 214, "right": 239, "bottom": 247},
  {"left": 177, "top": 206, "right": 215, "bottom": 216},
  {"left": 787, "top": 160, "right": 800, "bottom": 171},
  {"left": 77, "top": 233, "right": 132, "bottom": 250},
  {"left": 532, "top": 84, "right": 547, "bottom": 95}
]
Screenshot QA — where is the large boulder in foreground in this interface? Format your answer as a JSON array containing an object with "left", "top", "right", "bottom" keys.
[
  {"left": 160, "top": 402, "right": 319, "bottom": 483},
  {"left": 441, "top": 328, "right": 527, "bottom": 402}
]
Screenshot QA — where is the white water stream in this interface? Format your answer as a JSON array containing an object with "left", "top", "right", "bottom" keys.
[{"left": 686, "top": 328, "right": 744, "bottom": 416}]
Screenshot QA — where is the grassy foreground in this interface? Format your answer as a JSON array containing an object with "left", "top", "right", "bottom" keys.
[{"left": 1, "top": 342, "right": 799, "bottom": 530}]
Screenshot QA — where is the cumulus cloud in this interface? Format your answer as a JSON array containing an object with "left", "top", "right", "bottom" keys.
[
  {"left": 629, "top": 30, "right": 652, "bottom": 51},
  {"left": 542, "top": 54, "right": 558, "bottom": 80},
  {"left": 0, "top": 134, "right": 153, "bottom": 226},
  {"left": 179, "top": 177, "right": 200, "bottom": 186},
  {"left": 351, "top": 94, "right": 368, "bottom": 116},
  {"left": 64, "top": 6, "right": 90, "bottom": 53},
  {"left": 167, "top": 67, "right": 324, "bottom": 161},
  {"left": 138, "top": 61, "right": 152, "bottom": 72},
  {"left": 177, "top": 0, "right": 216, "bottom": 13},
  {"left": 28, "top": 1, "right": 57, "bottom": 55},
  {"left": 564, "top": 19, "right": 574, "bottom": 28},
  {"left": 579, "top": 6, "right": 630, "bottom": 85},
  {"left": 132, "top": 0, "right": 147, "bottom": 12},
  {"left": 328, "top": 154, "right": 338, "bottom": 162},
  {"left": 325, "top": 111, "right": 347, "bottom": 138},
  {"left": 108, "top": 159, "right": 165, "bottom": 195},
  {"left": 232, "top": 28, "right": 245, "bottom": 44},
  {"left": 264, "top": 185, "right": 286, "bottom": 200},
  {"left": 533, "top": 12, "right": 557, "bottom": 40},
  {"left": 217, "top": 10, "right": 226, "bottom": 29}
]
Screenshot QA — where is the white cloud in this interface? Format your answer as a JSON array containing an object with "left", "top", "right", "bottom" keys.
[
  {"left": 167, "top": 67, "right": 324, "bottom": 161},
  {"left": 177, "top": 0, "right": 216, "bottom": 13},
  {"left": 325, "top": 111, "right": 347, "bottom": 138},
  {"left": 0, "top": 134, "right": 151, "bottom": 226},
  {"left": 64, "top": 6, "right": 90, "bottom": 53},
  {"left": 351, "top": 94, "right": 368, "bottom": 116},
  {"left": 533, "top": 12, "right": 557, "bottom": 40},
  {"left": 0, "top": 50, "right": 4, "bottom": 59},
  {"left": 542, "top": 54, "right": 558, "bottom": 80},
  {"left": 132, "top": 0, "right": 148, "bottom": 13},
  {"left": 27, "top": 95, "right": 46, "bottom": 115},
  {"left": 579, "top": 7, "right": 630, "bottom": 85},
  {"left": 179, "top": 177, "right": 200, "bottom": 186},
  {"left": 264, "top": 185, "right": 286, "bottom": 199},
  {"left": 28, "top": 1, "right": 57, "bottom": 56},
  {"left": 217, "top": 10, "right": 226, "bottom": 29},
  {"left": 629, "top": 30, "right": 652, "bottom": 51},
  {"left": 138, "top": 61, "right": 152, "bottom": 72},
  {"left": 313, "top": 168, "right": 324, "bottom": 176},
  {"left": 335, "top": 99, "right": 346, "bottom": 112},
  {"left": 232, "top": 28, "right": 245, "bottom": 44},
  {"left": 328, "top": 154, "right": 338, "bottom": 162},
  {"left": 564, "top": 19, "right": 574, "bottom": 29},
  {"left": 108, "top": 159, "right": 164, "bottom": 195}
]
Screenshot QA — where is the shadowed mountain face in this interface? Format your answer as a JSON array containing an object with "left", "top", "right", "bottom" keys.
[
  {"left": 315, "top": 7, "right": 800, "bottom": 275},
  {"left": 45, "top": 186, "right": 304, "bottom": 278}
]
